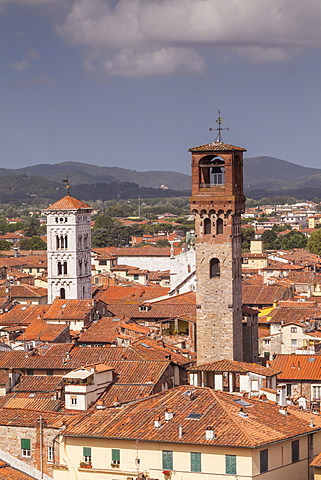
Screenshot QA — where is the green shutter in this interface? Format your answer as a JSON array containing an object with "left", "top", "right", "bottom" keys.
[
  {"left": 226, "top": 455, "right": 236, "bottom": 475},
  {"left": 112, "top": 449, "right": 120, "bottom": 462},
  {"left": 83, "top": 447, "right": 91, "bottom": 457},
  {"left": 162, "top": 450, "right": 173, "bottom": 470},
  {"left": 21, "top": 439, "right": 30, "bottom": 450},
  {"left": 190, "top": 452, "right": 201, "bottom": 472}
]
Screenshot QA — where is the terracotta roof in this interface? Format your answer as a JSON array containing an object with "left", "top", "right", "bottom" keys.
[
  {"left": 16, "top": 320, "right": 69, "bottom": 342},
  {"left": 97, "top": 285, "right": 169, "bottom": 304},
  {"left": 242, "top": 284, "right": 290, "bottom": 305},
  {"left": 12, "top": 375, "right": 63, "bottom": 393},
  {"left": 270, "top": 355, "right": 321, "bottom": 380},
  {"left": 94, "top": 246, "right": 182, "bottom": 257},
  {"left": 78, "top": 317, "right": 121, "bottom": 344},
  {"left": 0, "top": 461, "right": 36, "bottom": 479},
  {"left": 98, "top": 384, "right": 154, "bottom": 407},
  {"left": 268, "top": 306, "right": 321, "bottom": 325},
  {"left": 310, "top": 452, "right": 321, "bottom": 467},
  {"left": 0, "top": 393, "right": 62, "bottom": 411},
  {"left": 43, "top": 299, "right": 95, "bottom": 320},
  {"left": 0, "top": 407, "right": 72, "bottom": 428},
  {"left": 62, "top": 385, "right": 319, "bottom": 448},
  {"left": 0, "top": 304, "right": 49, "bottom": 327},
  {"left": 146, "top": 292, "right": 196, "bottom": 305},
  {"left": 188, "top": 359, "right": 280, "bottom": 377},
  {"left": 189, "top": 141, "right": 246, "bottom": 152},
  {"left": 107, "top": 302, "right": 196, "bottom": 320},
  {"left": 46, "top": 195, "right": 92, "bottom": 211}
]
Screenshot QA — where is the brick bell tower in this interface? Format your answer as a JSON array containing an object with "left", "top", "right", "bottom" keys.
[{"left": 190, "top": 122, "right": 246, "bottom": 364}]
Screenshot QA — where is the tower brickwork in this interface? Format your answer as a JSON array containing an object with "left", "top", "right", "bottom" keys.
[
  {"left": 189, "top": 141, "right": 246, "bottom": 364},
  {"left": 44, "top": 195, "right": 92, "bottom": 304}
]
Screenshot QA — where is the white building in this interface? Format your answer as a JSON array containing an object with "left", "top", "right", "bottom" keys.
[{"left": 44, "top": 195, "right": 92, "bottom": 303}]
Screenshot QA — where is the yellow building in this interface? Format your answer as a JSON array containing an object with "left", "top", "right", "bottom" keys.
[{"left": 53, "top": 386, "right": 321, "bottom": 480}]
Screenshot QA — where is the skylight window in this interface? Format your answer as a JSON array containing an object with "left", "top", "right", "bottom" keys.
[
  {"left": 28, "top": 393, "right": 35, "bottom": 398},
  {"left": 233, "top": 399, "right": 252, "bottom": 407},
  {"left": 139, "top": 343, "right": 150, "bottom": 348},
  {"left": 186, "top": 412, "right": 202, "bottom": 420},
  {"left": 308, "top": 358, "right": 316, "bottom": 362}
]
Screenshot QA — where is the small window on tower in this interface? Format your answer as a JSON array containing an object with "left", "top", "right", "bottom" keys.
[
  {"left": 216, "top": 218, "right": 223, "bottom": 235},
  {"left": 210, "top": 258, "right": 220, "bottom": 278},
  {"left": 60, "top": 288, "right": 65, "bottom": 299},
  {"left": 204, "top": 218, "right": 211, "bottom": 235}
]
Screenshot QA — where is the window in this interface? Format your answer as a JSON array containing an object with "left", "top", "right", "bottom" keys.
[
  {"left": 112, "top": 449, "right": 120, "bottom": 465},
  {"left": 48, "top": 446, "right": 54, "bottom": 462},
  {"left": 286, "top": 383, "right": 292, "bottom": 397},
  {"left": 46, "top": 369, "right": 53, "bottom": 376},
  {"left": 21, "top": 439, "right": 31, "bottom": 457},
  {"left": 312, "top": 385, "right": 321, "bottom": 400},
  {"left": 260, "top": 449, "right": 268, "bottom": 473},
  {"left": 63, "top": 261, "right": 68, "bottom": 275},
  {"left": 210, "top": 258, "right": 220, "bottom": 278},
  {"left": 26, "top": 369, "right": 34, "bottom": 376},
  {"left": 291, "top": 339, "right": 297, "bottom": 347},
  {"left": 58, "top": 261, "right": 62, "bottom": 275},
  {"left": 60, "top": 288, "right": 65, "bottom": 299},
  {"left": 162, "top": 450, "right": 173, "bottom": 470},
  {"left": 71, "top": 396, "right": 77, "bottom": 405},
  {"left": 133, "top": 274, "right": 139, "bottom": 280},
  {"left": 190, "top": 452, "right": 201, "bottom": 472},
  {"left": 83, "top": 447, "right": 91, "bottom": 463},
  {"left": 225, "top": 455, "right": 236, "bottom": 475},
  {"left": 264, "top": 339, "right": 270, "bottom": 346},
  {"left": 291, "top": 327, "right": 297, "bottom": 333},
  {"left": 216, "top": 218, "right": 223, "bottom": 235},
  {"left": 204, "top": 218, "right": 211, "bottom": 235},
  {"left": 292, "top": 439, "right": 299, "bottom": 463}
]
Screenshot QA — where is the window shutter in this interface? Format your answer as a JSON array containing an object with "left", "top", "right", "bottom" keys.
[
  {"left": 226, "top": 455, "right": 236, "bottom": 475},
  {"left": 112, "top": 449, "right": 120, "bottom": 462},
  {"left": 83, "top": 447, "right": 91, "bottom": 457},
  {"left": 162, "top": 450, "right": 173, "bottom": 470},
  {"left": 21, "top": 439, "right": 30, "bottom": 450},
  {"left": 190, "top": 452, "right": 201, "bottom": 472}
]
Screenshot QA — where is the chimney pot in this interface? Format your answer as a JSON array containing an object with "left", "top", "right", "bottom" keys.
[
  {"left": 178, "top": 425, "right": 183, "bottom": 438},
  {"left": 164, "top": 408, "right": 174, "bottom": 421},
  {"left": 205, "top": 426, "right": 215, "bottom": 440},
  {"left": 154, "top": 415, "right": 161, "bottom": 428}
]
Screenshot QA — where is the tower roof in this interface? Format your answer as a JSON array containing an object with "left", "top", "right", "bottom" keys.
[
  {"left": 189, "top": 141, "right": 246, "bottom": 152},
  {"left": 45, "top": 195, "right": 92, "bottom": 211}
]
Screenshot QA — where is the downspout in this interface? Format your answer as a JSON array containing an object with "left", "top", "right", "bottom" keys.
[{"left": 39, "top": 414, "right": 43, "bottom": 479}]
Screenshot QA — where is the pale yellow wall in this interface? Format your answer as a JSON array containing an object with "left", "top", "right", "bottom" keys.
[{"left": 54, "top": 433, "right": 321, "bottom": 480}]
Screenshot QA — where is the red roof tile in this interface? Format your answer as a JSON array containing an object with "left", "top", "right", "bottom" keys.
[{"left": 46, "top": 195, "right": 92, "bottom": 211}]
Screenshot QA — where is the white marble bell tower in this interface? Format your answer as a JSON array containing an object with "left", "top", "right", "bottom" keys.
[{"left": 44, "top": 194, "right": 92, "bottom": 304}]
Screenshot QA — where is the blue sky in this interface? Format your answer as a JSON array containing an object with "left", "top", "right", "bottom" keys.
[{"left": 1, "top": 0, "right": 321, "bottom": 174}]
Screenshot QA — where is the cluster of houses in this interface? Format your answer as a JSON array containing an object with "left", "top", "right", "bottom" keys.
[{"left": 2, "top": 139, "right": 321, "bottom": 480}]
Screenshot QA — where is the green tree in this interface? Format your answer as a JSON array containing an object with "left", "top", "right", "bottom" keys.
[
  {"left": 93, "top": 214, "right": 120, "bottom": 230},
  {"left": 261, "top": 230, "right": 280, "bottom": 250},
  {"left": 20, "top": 236, "right": 47, "bottom": 250},
  {"left": 24, "top": 217, "right": 40, "bottom": 237},
  {"left": 241, "top": 227, "right": 255, "bottom": 252},
  {"left": 307, "top": 229, "right": 321, "bottom": 255},
  {"left": 0, "top": 239, "right": 11, "bottom": 250},
  {"left": 155, "top": 239, "right": 170, "bottom": 247},
  {"left": 280, "top": 231, "right": 307, "bottom": 250}
]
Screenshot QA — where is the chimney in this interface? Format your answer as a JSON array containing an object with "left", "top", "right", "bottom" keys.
[
  {"left": 279, "top": 406, "right": 288, "bottom": 415},
  {"left": 205, "top": 426, "right": 215, "bottom": 440},
  {"left": 238, "top": 407, "right": 248, "bottom": 418},
  {"left": 154, "top": 415, "right": 161, "bottom": 428},
  {"left": 164, "top": 408, "right": 174, "bottom": 421},
  {"left": 178, "top": 425, "right": 183, "bottom": 438},
  {"left": 113, "top": 396, "right": 121, "bottom": 407},
  {"left": 310, "top": 418, "right": 315, "bottom": 427},
  {"left": 96, "top": 400, "right": 106, "bottom": 410}
]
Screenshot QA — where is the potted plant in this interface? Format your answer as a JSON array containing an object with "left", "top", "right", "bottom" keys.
[{"left": 162, "top": 470, "right": 172, "bottom": 480}]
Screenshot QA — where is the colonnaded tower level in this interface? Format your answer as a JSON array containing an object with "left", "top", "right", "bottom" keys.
[
  {"left": 44, "top": 194, "right": 92, "bottom": 304},
  {"left": 189, "top": 132, "right": 246, "bottom": 364}
]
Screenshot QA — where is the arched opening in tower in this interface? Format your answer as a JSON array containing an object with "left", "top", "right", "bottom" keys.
[
  {"left": 204, "top": 218, "right": 211, "bottom": 235},
  {"left": 209, "top": 258, "right": 220, "bottom": 278},
  {"left": 199, "top": 156, "right": 225, "bottom": 188}
]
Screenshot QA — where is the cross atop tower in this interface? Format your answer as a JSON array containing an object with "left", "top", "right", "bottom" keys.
[{"left": 209, "top": 110, "right": 230, "bottom": 143}]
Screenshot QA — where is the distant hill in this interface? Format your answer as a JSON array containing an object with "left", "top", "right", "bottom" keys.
[
  {"left": 1, "top": 156, "right": 321, "bottom": 203},
  {"left": 9, "top": 162, "right": 191, "bottom": 191},
  {"left": 244, "top": 157, "right": 321, "bottom": 190}
]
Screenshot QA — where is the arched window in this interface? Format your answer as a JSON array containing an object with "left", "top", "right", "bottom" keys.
[
  {"left": 210, "top": 258, "right": 220, "bottom": 278},
  {"left": 64, "top": 235, "right": 68, "bottom": 249},
  {"left": 187, "top": 264, "right": 191, "bottom": 273},
  {"left": 216, "top": 218, "right": 223, "bottom": 235},
  {"left": 60, "top": 287, "right": 65, "bottom": 299},
  {"left": 204, "top": 218, "right": 211, "bottom": 235},
  {"left": 199, "top": 156, "right": 225, "bottom": 188},
  {"left": 57, "top": 262, "right": 62, "bottom": 275},
  {"left": 56, "top": 235, "right": 60, "bottom": 249},
  {"left": 63, "top": 261, "right": 68, "bottom": 275}
]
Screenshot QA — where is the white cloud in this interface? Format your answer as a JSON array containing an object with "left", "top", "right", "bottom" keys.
[
  {"left": 43, "top": 0, "right": 321, "bottom": 77},
  {"left": 10, "top": 58, "right": 31, "bottom": 72}
]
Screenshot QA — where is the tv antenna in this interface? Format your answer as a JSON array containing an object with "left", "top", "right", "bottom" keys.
[{"left": 209, "top": 110, "right": 229, "bottom": 142}]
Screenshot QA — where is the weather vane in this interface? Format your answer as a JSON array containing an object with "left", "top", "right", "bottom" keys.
[
  {"left": 62, "top": 176, "right": 71, "bottom": 195},
  {"left": 209, "top": 110, "right": 229, "bottom": 142}
]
